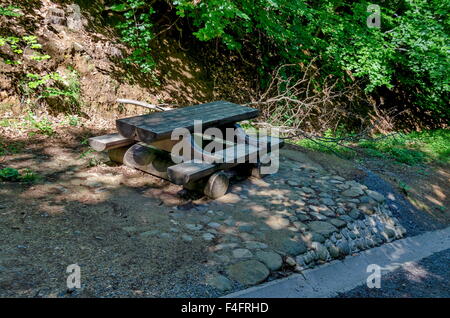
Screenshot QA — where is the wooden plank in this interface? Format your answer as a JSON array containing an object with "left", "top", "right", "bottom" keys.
[
  {"left": 167, "top": 144, "right": 258, "bottom": 185},
  {"left": 122, "top": 143, "right": 175, "bottom": 180},
  {"left": 116, "top": 101, "right": 259, "bottom": 143},
  {"left": 107, "top": 145, "right": 133, "bottom": 163},
  {"left": 167, "top": 160, "right": 217, "bottom": 185},
  {"left": 212, "top": 143, "right": 260, "bottom": 165},
  {"left": 203, "top": 172, "right": 229, "bottom": 199},
  {"left": 89, "top": 133, "right": 135, "bottom": 151}
]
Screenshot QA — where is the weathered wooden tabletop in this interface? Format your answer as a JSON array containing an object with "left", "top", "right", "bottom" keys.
[{"left": 116, "top": 100, "right": 259, "bottom": 143}]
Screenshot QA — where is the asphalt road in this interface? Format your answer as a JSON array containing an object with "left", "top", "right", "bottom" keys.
[{"left": 337, "top": 248, "right": 450, "bottom": 298}]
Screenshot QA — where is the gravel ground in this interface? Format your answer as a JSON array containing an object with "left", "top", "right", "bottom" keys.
[
  {"left": 357, "top": 168, "right": 444, "bottom": 236},
  {"left": 337, "top": 248, "right": 450, "bottom": 298}
]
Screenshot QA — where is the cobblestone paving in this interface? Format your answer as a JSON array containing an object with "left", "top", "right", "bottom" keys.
[{"left": 157, "top": 154, "right": 407, "bottom": 292}]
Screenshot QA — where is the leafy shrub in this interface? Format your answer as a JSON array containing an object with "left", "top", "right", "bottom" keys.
[
  {"left": 171, "top": 0, "right": 449, "bottom": 118},
  {"left": 24, "top": 112, "right": 55, "bottom": 136},
  {"left": 0, "top": 167, "right": 39, "bottom": 182},
  {"left": 67, "top": 115, "right": 80, "bottom": 127},
  {"left": 0, "top": 141, "right": 24, "bottom": 156},
  {"left": 19, "top": 168, "right": 40, "bottom": 182},
  {"left": 0, "top": 35, "right": 50, "bottom": 65},
  {"left": 297, "top": 129, "right": 450, "bottom": 165},
  {"left": 0, "top": 15, "right": 81, "bottom": 113},
  {"left": 109, "top": 0, "right": 448, "bottom": 118},
  {"left": 0, "top": 167, "right": 20, "bottom": 181},
  {"left": 21, "top": 68, "right": 81, "bottom": 113},
  {"left": 0, "top": 5, "right": 22, "bottom": 17},
  {"left": 111, "top": 0, "right": 156, "bottom": 73}
]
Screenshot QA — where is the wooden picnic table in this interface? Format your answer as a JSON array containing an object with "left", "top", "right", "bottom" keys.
[
  {"left": 89, "top": 100, "right": 283, "bottom": 199},
  {"left": 116, "top": 100, "right": 259, "bottom": 143}
]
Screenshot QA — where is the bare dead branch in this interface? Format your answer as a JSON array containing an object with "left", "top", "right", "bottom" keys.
[{"left": 116, "top": 98, "right": 175, "bottom": 111}]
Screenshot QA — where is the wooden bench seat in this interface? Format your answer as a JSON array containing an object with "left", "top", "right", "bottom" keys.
[{"left": 88, "top": 133, "right": 135, "bottom": 151}]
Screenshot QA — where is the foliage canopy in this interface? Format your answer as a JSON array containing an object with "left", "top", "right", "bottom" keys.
[{"left": 111, "top": 0, "right": 449, "bottom": 119}]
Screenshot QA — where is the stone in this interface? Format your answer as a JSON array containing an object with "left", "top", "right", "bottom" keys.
[
  {"left": 349, "top": 240, "right": 359, "bottom": 253},
  {"left": 397, "top": 225, "right": 407, "bottom": 236},
  {"left": 383, "top": 228, "right": 396, "bottom": 239},
  {"left": 238, "top": 224, "right": 254, "bottom": 233},
  {"left": 296, "top": 213, "right": 311, "bottom": 222},
  {"left": 212, "top": 254, "right": 230, "bottom": 264},
  {"left": 206, "top": 274, "right": 233, "bottom": 292},
  {"left": 319, "top": 191, "right": 332, "bottom": 198},
  {"left": 122, "top": 226, "right": 138, "bottom": 233},
  {"left": 342, "top": 228, "right": 357, "bottom": 240},
  {"left": 66, "top": 4, "right": 85, "bottom": 31},
  {"left": 342, "top": 188, "right": 364, "bottom": 197},
  {"left": 224, "top": 219, "right": 235, "bottom": 226},
  {"left": 227, "top": 260, "right": 270, "bottom": 285},
  {"left": 182, "top": 234, "right": 193, "bottom": 242},
  {"left": 293, "top": 199, "right": 306, "bottom": 207},
  {"left": 208, "top": 222, "right": 221, "bottom": 229},
  {"left": 287, "top": 180, "right": 301, "bottom": 187},
  {"left": 302, "top": 251, "right": 316, "bottom": 264},
  {"left": 245, "top": 241, "right": 268, "bottom": 249},
  {"left": 327, "top": 245, "right": 340, "bottom": 258},
  {"left": 256, "top": 251, "right": 283, "bottom": 271},
  {"left": 202, "top": 233, "right": 215, "bottom": 241},
  {"left": 366, "top": 190, "right": 385, "bottom": 203},
  {"left": 336, "top": 240, "right": 350, "bottom": 255},
  {"left": 373, "top": 233, "right": 385, "bottom": 245},
  {"left": 358, "top": 204, "right": 375, "bottom": 215},
  {"left": 311, "top": 232, "right": 326, "bottom": 243},
  {"left": 239, "top": 232, "right": 256, "bottom": 242},
  {"left": 265, "top": 216, "right": 290, "bottom": 230},
  {"left": 285, "top": 256, "right": 297, "bottom": 267},
  {"left": 359, "top": 196, "right": 375, "bottom": 204},
  {"left": 339, "top": 215, "right": 353, "bottom": 223},
  {"left": 307, "top": 221, "right": 338, "bottom": 238},
  {"left": 275, "top": 238, "right": 307, "bottom": 256},
  {"left": 301, "top": 187, "right": 315, "bottom": 194},
  {"left": 349, "top": 209, "right": 362, "bottom": 220},
  {"left": 199, "top": 216, "right": 212, "bottom": 224},
  {"left": 232, "top": 248, "right": 253, "bottom": 258},
  {"left": 185, "top": 224, "right": 203, "bottom": 231},
  {"left": 213, "top": 243, "right": 238, "bottom": 251},
  {"left": 319, "top": 207, "right": 336, "bottom": 217},
  {"left": 293, "top": 221, "right": 308, "bottom": 232},
  {"left": 355, "top": 238, "right": 366, "bottom": 250},
  {"left": 320, "top": 198, "right": 335, "bottom": 206},
  {"left": 139, "top": 230, "right": 159, "bottom": 237},
  {"left": 309, "top": 212, "right": 328, "bottom": 221},
  {"left": 72, "top": 41, "right": 84, "bottom": 53},
  {"left": 159, "top": 233, "right": 172, "bottom": 239},
  {"left": 312, "top": 242, "right": 330, "bottom": 261},
  {"left": 328, "top": 218, "right": 347, "bottom": 228}
]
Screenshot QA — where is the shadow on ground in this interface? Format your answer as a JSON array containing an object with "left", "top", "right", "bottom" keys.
[{"left": 0, "top": 127, "right": 447, "bottom": 297}]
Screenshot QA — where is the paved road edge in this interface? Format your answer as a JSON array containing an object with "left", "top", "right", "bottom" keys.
[{"left": 223, "top": 226, "right": 450, "bottom": 298}]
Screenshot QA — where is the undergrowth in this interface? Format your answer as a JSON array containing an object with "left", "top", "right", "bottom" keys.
[{"left": 294, "top": 129, "right": 450, "bottom": 165}]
